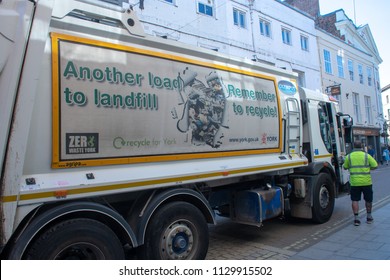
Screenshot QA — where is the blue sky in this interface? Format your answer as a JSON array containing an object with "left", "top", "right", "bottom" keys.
[{"left": 319, "top": 0, "right": 390, "bottom": 88}]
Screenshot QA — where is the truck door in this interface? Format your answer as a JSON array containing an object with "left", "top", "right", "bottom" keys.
[
  {"left": 336, "top": 112, "right": 354, "bottom": 188},
  {"left": 319, "top": 102, "right": 349, "bottom": 187},
  {"left": 326, "top": 103, "right": 351, "bottom": 187}
]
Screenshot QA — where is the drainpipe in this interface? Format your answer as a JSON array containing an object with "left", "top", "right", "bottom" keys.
[{"left": 248, "top": 0, "right": 256, "bottom": 58}]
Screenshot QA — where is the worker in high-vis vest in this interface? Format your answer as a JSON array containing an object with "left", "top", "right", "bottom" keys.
[{"left": 343, "top": 141, "right": 378, "bottom": 226}]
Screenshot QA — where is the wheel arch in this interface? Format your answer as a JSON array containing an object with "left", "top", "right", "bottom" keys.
[
  {"left": 6, "top": 201, "right": 137, "bottom": 259},
  {"left": 294, "top": 161, "right": 337, "bottom": 191},
  {"left": 135, "top": 188, "right": 216, "bottom": 245},
  {"left": 289, "top": 163, "right": 337, "bottom": 222}
]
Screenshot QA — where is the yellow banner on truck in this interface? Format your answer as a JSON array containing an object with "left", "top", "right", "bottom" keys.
[{"left": 51, "top": 33, "right": 281, "bottom": 168}]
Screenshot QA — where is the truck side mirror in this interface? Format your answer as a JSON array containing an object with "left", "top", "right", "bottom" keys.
[{"left": 343, "top": 117, "right": 353, "bottom": 127}]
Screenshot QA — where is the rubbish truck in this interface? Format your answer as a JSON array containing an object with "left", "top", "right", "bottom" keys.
[{"left": 0, "top": 0, "right": 353, "bottom": 260}]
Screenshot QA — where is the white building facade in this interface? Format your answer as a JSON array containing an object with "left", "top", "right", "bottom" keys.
[
  {"left": 382, "top": 84, "right": 390, "bottom": 147},
  {"left": 119, "top": 0, "right": 383, "bottom": 154},
  {"left": 314, "top": 10, "right": 383, "bottom": 157},
  {"left": 282, "top": 0, "right": 383, "bottom": 156},
  {"left": 130, "top": 0, "right": 322, "bottom": 91}
]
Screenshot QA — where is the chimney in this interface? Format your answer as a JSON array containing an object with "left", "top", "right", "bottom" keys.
[{"left": 284, "top": 0, "right": 320, "bottom": 18}]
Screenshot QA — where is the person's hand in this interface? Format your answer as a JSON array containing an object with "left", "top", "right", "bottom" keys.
[{"left": 338, "top": 156, "right": 345, "bottom": 166}]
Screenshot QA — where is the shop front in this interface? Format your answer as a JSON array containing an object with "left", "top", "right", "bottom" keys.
[{"left": 353, "top": 126, "right": 381, "bottom": 160}]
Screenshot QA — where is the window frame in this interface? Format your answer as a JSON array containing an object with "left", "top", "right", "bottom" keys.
[
  {"left": 233, "top": 8, "right": 246, "bottom": 28},
  {"left": 367, "top": 67, "right": 372, "bottom": 86},
  {"left": 197, "top": 1, "right": 214, "bottom": 17},
  {"left": 348, "top": 59, "right": 354, "bottom": 81},
  {"left": 282, "top": 28, "right": 292, "bottom": 45},
  {"left": 375, "top": 69, "right": 380, "bottom": 91},
  {"left": 358, "top": 64, "right": 364, "bottom": 84},
  {"left": 323, "top": 49, "right": 332, "bottom": 74},
  {"left": 317, "top": 102, "right": 332, "bottom": 153},
  {"left": 259, "top": 18, "right": 271, "bottom": 37},
  {"left": 364, "top": 96, "right": 372, "bottom": 124},
  {"left": 336, "top": 55, "right": 344, "bottom": 78},
  {"left": 300, "top": 35, "right": 309, "bottom": 51},
  {"left": 352, "top": 92, "right": 361, "bottom": 123}
]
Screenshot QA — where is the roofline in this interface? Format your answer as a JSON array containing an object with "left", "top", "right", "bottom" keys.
[
  {"left": 276, "top": 0, "right": 316, "bottom": 20},
  {"left": 316, "top": 11, "right": 382, "bottom": 64},
  {"left": 316, "top": 27, "right": 374, "bottom": 59},
  {"left": 320, "top": 9, "right": 357, "bottom": 27},
  {"left": 382, "top": 84, "right": 390, "bottom": 93}
]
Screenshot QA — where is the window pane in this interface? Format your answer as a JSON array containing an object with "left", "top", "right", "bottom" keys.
[
  {"left": 353, "top": 93, "right": 361, "bottom": 123},
  {"left": 365, "top": 96, "right": 372, "bottom": 124},
  {"left": 367, "top": 67, "right": 372, "bottom": 86},
  {"left": 233, "top": 9, "right": 238, "bottom": 25},
  {"left": 282, "top": 29, "right": 291, "bottom": 45},
  {"left": 337, "top": 55, "right": 344, "bottom": 78},
  {"left": 239, "top": 12, "right": 245, "bottom": 27},
  {"left": 300, "top": 36, "right": 308, "bottom": 51},
  {"left": 265, "top": 24, "right": 270, "bottom": 36},
  {"left": 318, "top": 103, "right": 332, "bottom": 153},
  {"left": 233, "top": 9, "right": 246, "bottom": 28},
  {"left": 260, "top": 21, "right": 264, "bottom": 34},
  {"left": 260, "top": 20, "right": 271, "bottom": 37},
  {"left": 199, "top": 2, "right": 213, "bottom": 16},
  {"left": 324, "top": 49, "right": 332, "bottom": 74},
  {"left": 206, "top": 5, "right": 213, "bottom": 16},
  {"left": 358, "top": 64, "right": 364, "bottom": 84},
  {"left": 199, "top": 3, "right": 205, "bottom": 13},
  {"left": 348, "top": 60, "right": 354, "bottom": 81}
]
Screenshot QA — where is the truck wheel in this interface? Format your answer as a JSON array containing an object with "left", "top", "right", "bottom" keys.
[
  {"left": 142, "top": 201, "right": 208, "bottom": 260},
  {"left": 25, "top": 218, "right": 124, "bottom": 259},
  {"left": 312, "top": 173, "right": 335, "bottom": 223}
]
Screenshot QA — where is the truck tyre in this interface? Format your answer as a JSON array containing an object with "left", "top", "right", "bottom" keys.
[
  {"left": 25, "top": 218, "right": 124, "bottom": 259},
  {"left": 142, "top": 201, "right": 208, "bottom": 260},
  {"left": 311, "top": 173, "right": 335, "bottom": 224}
]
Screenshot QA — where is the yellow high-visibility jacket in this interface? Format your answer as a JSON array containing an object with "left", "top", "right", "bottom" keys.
[{"left": 343, "top": 150, "right": 378, "bottom": 187}]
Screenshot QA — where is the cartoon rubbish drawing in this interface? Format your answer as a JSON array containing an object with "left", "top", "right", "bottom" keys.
[{"left": 176, "top": 68, "right": 228, "bottom": 148}]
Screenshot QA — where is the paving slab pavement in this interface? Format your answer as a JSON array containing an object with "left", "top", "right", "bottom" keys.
[
  {"left": 206, "top": 195, "right": 390, "bottom": 260},
  {"left": 289, "top": 202, "right": 390, "bottom": 260}
]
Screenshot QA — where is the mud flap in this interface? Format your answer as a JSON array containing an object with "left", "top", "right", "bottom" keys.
[{"left": 289, "top": 176, "right": 313, "bottom": 219}]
